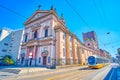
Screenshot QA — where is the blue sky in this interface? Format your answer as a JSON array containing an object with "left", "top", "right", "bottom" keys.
[{"left": 0, "top": 0, "right": 120, "bottom": 57}]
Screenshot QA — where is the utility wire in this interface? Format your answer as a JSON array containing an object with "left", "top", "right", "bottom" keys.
[
  {"left": 99, "top": 0, "right": 114, "bottom": 49},
  {"left": 92, "top": 0, "right": 115, "bottom": 53},
  {"left": 0, "top": 1, "right": 115, "bottom": 54},
  {"left": 65, "top": 0, "right": 113, "bottom": 54},
  {"left": 92, "top": 0, "right": 106, "bottom": 28},
  {"left": 65, "top": 0, "right": 92, "bottom": 30},
  {"left": 92, "top": 0, "right": 108, "bottom": 49},
  {"left": 0, "top": 4, "right": 28, "bottom": 19},
  {"left": 100, "top": 0, "right": 114, "bottom": 47},
  {"left": 104, "top": 40, "right": 118, "bottom": 46},
  {"left": 65, "top": 0, "right": 105, "bottom": 46},
  {"left": 100, "top": 0, "right": 108, "bottom": 25}
]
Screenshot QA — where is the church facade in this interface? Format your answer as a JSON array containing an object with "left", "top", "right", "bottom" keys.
[{"left": 20, "top": 7, "right": 101, "bottom": 67}]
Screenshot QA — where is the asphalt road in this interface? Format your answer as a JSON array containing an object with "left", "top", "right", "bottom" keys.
[{"left": 3, "top": 64, "right": 114, "bottom": 80}]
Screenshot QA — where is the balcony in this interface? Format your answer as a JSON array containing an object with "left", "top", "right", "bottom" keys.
[
  {"left": 22, "top": 36, "right": 55, "bottom": 45},
  {"left": 28, "top": 38, "right": 38, "bottom": 42},
  {"left": 27, "top": 36, "right": 55, "bottom": 42}
]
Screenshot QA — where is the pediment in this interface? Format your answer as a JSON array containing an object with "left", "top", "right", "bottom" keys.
[
  {"left": 30, "top": 13, "right": 47, "bottom": 21},
  {"left": 24, "top": 11, "right": 49, "bottom": 25}
]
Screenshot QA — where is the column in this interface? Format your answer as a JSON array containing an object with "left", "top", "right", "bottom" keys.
[
  {"left": 72, "top": 36, "right": 76, "bottom": 64},
  {"left": 65, "top": 33, "right": 70, "bottom": 65},
  {"left": 26, "top": 47, "right": 29, "bottom": 59},
  {"left": 50, "top": 20, "right": 53, "bottom": 36},
  {"left": 78, "top": 46, "right": 82, "bottom": 64},
  {"left": 33, "top": 46, "right": 37, "bottom": 66},
  {"left": 33, "top": 46, "right": 36, "bottom": 59},
  {"left": 25, "top": 47, "right": 29, "bottom": 66},
  {"left": 84, "top": 49, "right": 87, "bottom": 64},
  {"left": 56, "top": 29, "right": 61, "bottom": 65}
]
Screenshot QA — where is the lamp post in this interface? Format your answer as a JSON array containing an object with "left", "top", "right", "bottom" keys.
[{"left": 27, "top": 52, "right": 33, "bottom": 74}]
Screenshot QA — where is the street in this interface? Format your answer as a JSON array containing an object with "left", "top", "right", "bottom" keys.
[{"left": 2, "top": 64, "right": 114, "bottom": 80}]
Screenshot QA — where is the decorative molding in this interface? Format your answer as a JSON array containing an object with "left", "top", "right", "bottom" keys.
[
  {"left": 25, "top": 17, "right": 53, "bottom": 29},
  {"left": 44, "top": 26, "right": 49, "bottom": 29}
]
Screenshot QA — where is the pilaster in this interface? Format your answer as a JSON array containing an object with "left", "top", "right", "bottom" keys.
[
  {"left": 78, "top": 46, "right": 82, "bottom": 64},
  {"left": 55, "top": 29, "right": 62, "bottom": 65},
  {"left": 72, "top": 36, "right": 76, "bottom": 64},
  {"left": 65, "top": 33, "right": 70, "bottom": 65}
]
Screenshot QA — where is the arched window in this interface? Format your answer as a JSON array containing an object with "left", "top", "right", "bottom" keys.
[
  {"left": 45, "top": 29, "right": 48, "bottom": 37},
  {"left": 34, "top": 31, "right": 37, "bottom": 38},
  {"left": 24, "top": 35, "right": 28, "bottom": 42}
]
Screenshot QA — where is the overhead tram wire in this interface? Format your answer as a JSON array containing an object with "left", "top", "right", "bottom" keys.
[
  {"left": 100, "top": 0, "right": 114, "bottom": 47},
  {"left": 99, "top": 0, "right": 115, "bottom": 51},
  {"left": 93, "top": 0, "right": 106, "bottom": 47},
  {"left": 65, "top": 0, "right": 92, "bottom": 30},
  {"left": 0, "top": 1, "right": 114, "bottom": 53},
  {"left": 0, "top": 4, "right": 28, "bottom": 19},
  {"left": 104, "top": 42, "right": 119, "bottom": 46},
  {"left": 92, "top": 0, "right": 110, "bottom": 49},
  {"left": 65, "top": 0, "right": 112, "bottom": 52},
  {"left": 100, "top": 0, "right": 108, "bottom": 26},
  {"left": 92, "top": 0, "right": 107, "bottom": 28},
  {"left": 92, "top": 0, "right": 113, "bottom": 51}
]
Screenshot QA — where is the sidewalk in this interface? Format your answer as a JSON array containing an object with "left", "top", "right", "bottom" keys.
[
  {"left": 0, "top": 67, "right": 50, "bottom": 74},
  {"left": 0, "top": 64, "right": 84, "bottom": 74},
  {"left": 3, "top": 65, "right": 87, "bottom": 80}
]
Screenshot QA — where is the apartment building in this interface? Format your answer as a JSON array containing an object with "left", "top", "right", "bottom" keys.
[{"left": 0, "top": 28, "right": 24, "bottom": 62}]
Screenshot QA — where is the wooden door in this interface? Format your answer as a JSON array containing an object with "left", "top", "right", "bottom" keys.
[{"left": 43, "top": 56, "right": 47, "bottom": 65}]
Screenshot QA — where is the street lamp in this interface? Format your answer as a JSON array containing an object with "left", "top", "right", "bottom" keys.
[
  {"left": 29, "top": 52, "right": 33, "bottom": 58},
  {"left": 27, "top": 52, "right": 33, "bottom": 74}
]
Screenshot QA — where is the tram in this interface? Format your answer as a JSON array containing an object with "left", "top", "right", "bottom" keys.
[{"left": 88, "top": 55, "right": 109, "bottom": 69}]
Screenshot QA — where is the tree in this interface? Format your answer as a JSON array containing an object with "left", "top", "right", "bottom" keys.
[{"left": 3, "top": 55, "right": 14, "bottom": 65}]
